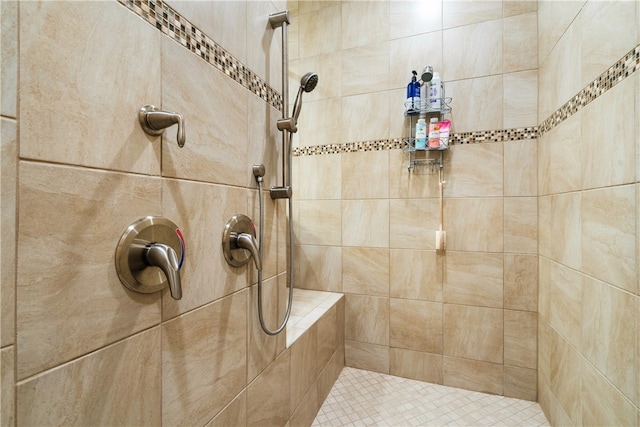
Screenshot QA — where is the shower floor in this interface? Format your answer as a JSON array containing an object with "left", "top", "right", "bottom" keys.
[{"left": 312, "top": 367, "right": 549, "bottom": 426}]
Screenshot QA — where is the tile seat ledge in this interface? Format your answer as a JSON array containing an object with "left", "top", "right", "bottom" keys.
[{"left": 286, "top": 288, "right": 344, "bottom": 348}]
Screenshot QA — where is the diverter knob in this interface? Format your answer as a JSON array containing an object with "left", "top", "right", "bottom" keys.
[
  {"left": 115, "top": 216, "right": 185, "bottom": 300},
  {"left": 222, "top": 214, "right": 262, "bottom": 271}
]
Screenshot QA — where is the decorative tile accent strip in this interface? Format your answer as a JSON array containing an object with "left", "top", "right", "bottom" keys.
[
  {"left": 538, "top": 44, "right": 639, "bottom": 137},
  {"left": 295, "top": 43, "right": 640, "bottom": 157},
  {"left": 293, "top": 127, "right": 538, "bottom": 156},
  {"left": 117, "top": 0, "right": 283, "bottom": 112}
]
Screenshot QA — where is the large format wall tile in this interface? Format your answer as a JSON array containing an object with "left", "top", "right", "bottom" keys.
[
  {"left": 390, "top": 1, "right": 442, "bottom": 40},
  {"left": 504, "top": 139, "right": 537, "bottom": 197},
  {"left": 442, "top": 0, "right": 502, "bottom": 29},
  {"left": 342, "top": 200, "right": 390, "bottom": 248},
  {"left": 342, "top": 247, "right": 389, "bottom": 297},
  {"left": 537, "top": 0, "right": 585, "bottom": 65},
  {"left": 503, "top": 13, "right": 538, "bottom": 73},
  {"left": 538, "top": 112, "right": 582, "bottom": 195},
  {"left": 19, "top": 1, "right": 161, "bottom": 174},
  {"left": 538, "top": 192, "right": 582, "bottom": 270},
  {"left": 290, "top": 325, "right": 318, "bottom": 412},
  {"left": 550, "top": 334, "right": 582, "bottom": 425},
  {"left": 444, "top": 304, "right": 503, "bottom": 364},
  {"left": 247, "top": 95, "right": 282, "bottom": 190},
  {"left": 581, "top": 77, "right": 636, "bottom": 190},
  {"left": 582, "top": 276, "right": 636, "bottom": 403},
  {"left": 504, "top": 366, "right": 537, "bottom": 401},
  {"left": 503, "top": 70, "right": 538, "bottom": 129},
  {"left": 246, "top": 0, "right": 282, "bottom": 93},
  {"left": 247, "top": 276, "right": 286, "bottom": 383},
  {"left": 341, "top": 92, "right": 390, "bottom": 142},
  {"left": 390, "top": 348, "right": 443, "bottom": 385},
  {"left": 390, "top": 299, "right": 442, "bottom": 354},
  {"left": 161, "top": 179, "right": 248, "bottom": 320},
  {"left": 298, "top": 5, "right": 341, "bottom": 58},
  {"left": 298, "top": 153, "right": 342, "bottom": 200},
  {"left": 581, "top": 185, "right": 636, "bottom": 293},
  {"left": 298, "top": 200, "right": 341, "bottom": 246},
  {"left": 446, "top": 76, "right": 503, "bottom": 133},
  {"left": 445, "top": 140, "right": 504, "bottom": 197},
  {"left": 389, "top": 249, "right": 442, "bottom": 302},
  {"left": 345, "top": 340, "right": 389, "bottom": 374},
  {"left": 1, "top": 0, "right": 16, "bottom": 117},
  {"left": 345, "top": 294, "right": 389, "bottom": 346},
  {"left": 444, "top": 198, "right": 504, "bottom": 252},
  {"left": 17, "top": 162, "right": 162, "bottom": 379},
  {"left": 504, "top": 310, "right": 537, "bottom": 369},
  {"left": 296, "top": 245, "right": 343, "bottom": 292},
  {"left": 389, "top": 199, "right": 439, "bottom": 250},
  {"left": 580, "top": 0, "right": 637, "bottom": 88},
  {"left": 247, "top": 350, "right": 290, "bottom": 427},
  {"left": 582, "top": 358, "right": 637, "bottom": 427},
  {"left": 444, "top": 251, "right": 503, "bottom": 308},
  {"left": 341, "top": 1, "right": 389, "bottom": 50},
  {"left": 389, "top": 150, "right": 441, "bottom": 199},
  {"left": 207, "top": 392, "right": 246, "bottom": 427},
  {"left": 538, "top": 15, "right": 581, "bottom": 120},
  {"left": 294, "top": 51, "right": 342, "bottom": 102},
  {"left": 1, "top": 119, "right": 16, "bottom": 347},
  {"left": 297, "top": 98, "right": 343, "bottom": 148},
  {"left": 162, "top": 291, "right": 247, "bottom": 427},
  {"left": 443, "top": 356, "right": 503, "bottom": 395},
  {"left": 504, "top": 254, "right": 537, "bottom": 312},
  {"left": 342, "top": 151, "right": 389, "bottom": 200},
  {"left": 1, "top": 346, "right": 14, "bottom": 427},
  {"left": 17, "top": 328, "right": 161, "bottom": 426},
  {"left": 389, "top": 31, "right": 443, "bottom": 90},
  {"left": 443, "top": 19, "right": 502, "bottom": 80},
  {"left": 504, "top": 197, "right": 538, "bottom": 254},
  {"left": 161, "top": 38, "right": 249, "bottom": 186},
  {"left": 342, "top": 42, "right": 390, "bottom": 96}
]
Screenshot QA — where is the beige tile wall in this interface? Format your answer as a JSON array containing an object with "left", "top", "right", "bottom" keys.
[
  {"left": 1, "top": 0, "right": 342, "bottom": 425},
  {"left": 291, "top": 0, "right": 540, "bottom": 401},
  {"left": 537, "top": 1, "right": 640, "bottom": 425}
]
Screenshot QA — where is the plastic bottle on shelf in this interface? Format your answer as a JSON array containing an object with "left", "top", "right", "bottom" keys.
[
  {"left": 406, "top": 70, "right": 420, "bottom": 112},
  {"left": 428, "top": 72, "right": 442, "bottom": 111},
  {"left": 428, "top": 117, "right": 440, "bottom": 149},
  {"left": 415, "top": 117, "right": 427, "bottom": 149}
]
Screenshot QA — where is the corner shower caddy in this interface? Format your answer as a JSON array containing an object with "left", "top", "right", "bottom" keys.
[{"left": 403, "top": 98, "right": 452, "bottom": 172}]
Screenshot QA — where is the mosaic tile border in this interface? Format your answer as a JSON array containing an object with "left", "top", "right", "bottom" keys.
[
  {"left": 117, "top": 0, "right": 283, "bottom": 112},
  {"left": 295, "top": 43, "right": 640, "bottom": 157},
  {"left": 293, "top": 127, "right": 539, "bottom": 156},
  {"left": 539, "top": 44, "right": 640, "bottom": 136}
]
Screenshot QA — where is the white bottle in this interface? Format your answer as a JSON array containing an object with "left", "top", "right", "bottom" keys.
[
  {"left": 415, "top": 118, "right": 427, "bottom": 149},
  {"left": 428, "top": 72, "right": 441, "bottom": 110}
]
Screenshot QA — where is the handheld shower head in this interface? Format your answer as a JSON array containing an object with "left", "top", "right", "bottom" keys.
[
  {"left": 300, "top": 72, "right": 319, "bottom": 93},
  {"left": 421, "top": 65, "right": 434, "bottom": 83},
  {"left": 278, "top": 71, "right": 318, "bottom": 133}
]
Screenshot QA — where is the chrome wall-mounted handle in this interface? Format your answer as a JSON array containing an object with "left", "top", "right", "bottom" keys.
[
  {"left": 115, "top": 216, "right": 185, "bottom": 300},
  {"left": 235, "top": 232, "right": 262, "bottom": 271},
  {"left": 222, "top": 214, "right": 262, "bottom": 271},
  {"left": 139, "top": 104, "right": 186, "bottom": 147}
]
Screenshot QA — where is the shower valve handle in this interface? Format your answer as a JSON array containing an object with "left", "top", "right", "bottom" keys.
[
  {"left": 139, "top": 104, "right": 186, "bottom": 147},
  {"left": 234, "top": 232, "right": 262, "bottom": 271}
]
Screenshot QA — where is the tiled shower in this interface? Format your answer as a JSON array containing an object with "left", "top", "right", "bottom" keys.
[{"left": 1, "top": 1, "right": 639, "bottom": 426}]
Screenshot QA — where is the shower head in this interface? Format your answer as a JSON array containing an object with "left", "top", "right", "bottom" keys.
[
  {"left": 421, "top": 65, "right": 434, "bottom": 83},
  {"left": 277, "top": 71, "right": 319, "bottom": 133},
  {"left": 300, "top": 72, "right": 319, "bottom": 93}
]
